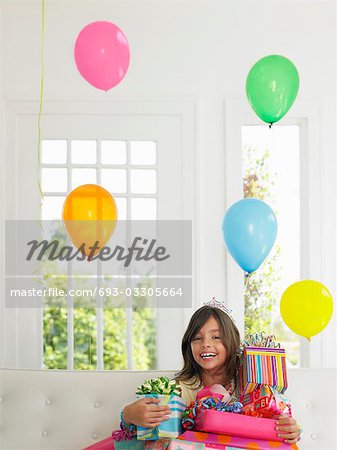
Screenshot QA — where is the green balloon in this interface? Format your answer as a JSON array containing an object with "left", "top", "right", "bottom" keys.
[{"left": 246, "top": 55, "right": 300, "bottom": 125}]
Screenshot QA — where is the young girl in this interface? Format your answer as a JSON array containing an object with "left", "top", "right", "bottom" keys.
[{"left": 122, "top": 302, "right": 301, "bottom": 445}]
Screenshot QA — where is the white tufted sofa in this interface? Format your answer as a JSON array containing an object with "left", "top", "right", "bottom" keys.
[{"left": 0, "top": 368, "right": 336, "bottom": 450}]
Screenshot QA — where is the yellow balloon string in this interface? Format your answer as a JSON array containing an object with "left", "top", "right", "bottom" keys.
[{"left": 37, "top": 0, "right": 45, "bottom": 204}]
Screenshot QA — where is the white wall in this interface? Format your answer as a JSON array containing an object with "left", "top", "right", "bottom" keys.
[{"left": 0, "top": 0, "right": 336, "bottom": 366}]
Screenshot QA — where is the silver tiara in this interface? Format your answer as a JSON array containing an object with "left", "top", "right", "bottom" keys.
[{"left": 203, "top": 297, "right": 235, "bottom": 323}]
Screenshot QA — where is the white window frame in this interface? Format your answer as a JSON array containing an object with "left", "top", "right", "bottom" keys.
[
  {"left": 1, "top": 100, "right": 197, "bottom": 370},
  {"left": 41, "top": 139, "right": 160, "bottom": 370},
  {"left": 224, "top": 99, "right": 326, "bottom": 368}
]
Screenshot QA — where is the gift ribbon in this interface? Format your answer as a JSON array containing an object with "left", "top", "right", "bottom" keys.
[
  {"left": 238, "top": 332, "right": 281, "bottom": 357},
  {"left": 242, "top": 332, "right": 281, "bottom": 348},
  {"left": 136, "top": 376, "right": 182, "bottom": 396},
  {"left": 182, "top": 396, "right": 243, "bottom": 430}
]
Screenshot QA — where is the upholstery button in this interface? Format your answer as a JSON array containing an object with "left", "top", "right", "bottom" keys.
[
  {"left": 41, "top": 431, "right": 48, "bottom": 437},
  {"left": 93, "top": 401, "right": 100, "bottom": 408},
  {"left": 311, "top": 433, "right": 318, "bottom": 440},
  {"left": 45, "top": 399, "right": 52, "bottom": 406},
  {"left": 306, "top": 402, "right": 313, "bottom": 409},
  {"left": 92, "top": 433, "right": 98, "bottom": 440}
]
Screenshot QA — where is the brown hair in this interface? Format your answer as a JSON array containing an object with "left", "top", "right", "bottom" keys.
[{"left": 175, "top": 306, "right": 241, "bottom": 388}]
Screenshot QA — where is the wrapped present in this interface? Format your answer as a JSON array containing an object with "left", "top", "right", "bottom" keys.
[
  {"left": 168, "top": 440, "right": 206, "bottom": 449},
  {"left": 179, "top": 431, "right": 299, "bottom": 450},
  {"left": 196, "top": 384, "right": 237, "bottom": 404},
  {"left": 83, "top": 436, "right": 115, "bottom": 450},
  {"left": 85, "top": 436, "right": 172, "bottom": 450},
  {"left": 240, "top": 385, "right": 292, "bottom": 418},
  {"left": 182, "top": 388, "right": 242, "bottom": 431},
  {"left": 238, "top": 333, "right": 288, "bottom": 395},
  {"left": 114, "top": 437, "right": 145, "bottom": 449},
  {"left": 194, "top": 409, "right": 281, "bottom": 441},
  {"left": 111, "top": 428, "right": 145, "bottom": 449},
  {"left": 169, "top": 439, "right": 228, "bottom": 449},
  {"left": 137, "top": 393, "right": 185, "bottom": 439},
  {"left": 144, "top": 439, "right": 172, "bottom": 449},
  {"left": 136, "top": 377, "right": 186, "bottom": 440}
]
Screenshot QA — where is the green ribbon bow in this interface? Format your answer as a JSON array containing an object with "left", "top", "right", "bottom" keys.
[{"left": 136, "top": 376, "right": 182, "bottom": 396}]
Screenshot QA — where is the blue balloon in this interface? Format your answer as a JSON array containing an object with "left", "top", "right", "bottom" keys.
[{"left": 222, "top": 198, "right": 277, "bottom": 273}]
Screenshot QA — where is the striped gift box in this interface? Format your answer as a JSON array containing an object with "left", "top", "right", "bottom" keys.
[
  {"left": 239, "top": 346, "right": 288, "bottom": 395},
  {"left": 137, "top": 394, "right": 186, "bottom": 440}
]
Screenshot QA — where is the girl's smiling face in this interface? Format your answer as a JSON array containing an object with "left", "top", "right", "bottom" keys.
[{"left": 191, "top": 316, "right": 227, "bottom": 372}]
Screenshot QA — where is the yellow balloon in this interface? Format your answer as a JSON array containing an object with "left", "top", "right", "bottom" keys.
[
  {"left": 280, "top": 280, "right": 334, "bottom": 340},
  {"left": 62, "top": 184, "right": 118, "bottom": 259}
]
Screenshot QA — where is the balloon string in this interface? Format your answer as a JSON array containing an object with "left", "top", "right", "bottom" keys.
[
  {"left": 244, "top": 271, "right": 254, "bottom": 288},
  {"left": 37, "top": 0, "right": 45, "bottom": 205}
]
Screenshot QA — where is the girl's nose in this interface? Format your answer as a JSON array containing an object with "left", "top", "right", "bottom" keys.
[{"left": 202, "top": 341, "right": 210, "bottom": 348}]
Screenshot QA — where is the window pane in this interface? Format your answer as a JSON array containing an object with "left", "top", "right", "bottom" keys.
[
  {"left": 42, "top": 196, "right": 66, "bottom": 220},
  {"left": 114, "top": 197, "right": 127, "bottom": 220},
  {"left": 242, "top": 125, "right": 300, "bottom": 366},
  {"left": 42, "top": 140, "right": 67, "bottom": 164},
  {"left": 130, "top": 170, "right": 156, "bottom": 194},
  {"left": 74, "top": 308, "right": 97, "bottom": 370},
  {"left": 101, "top": 141, "right": 127, "bottom": 165},
  {"left": 130, "top": 141, "right": 156, "bottom": 165},
  {"left": 41, "top": 168, "right": 67, "bottom": 193},
  {"left": 132, "top": 299, "right": 157, "bottom": 370},
  {"left": 101, "top": 169, "right": 127, "bottom": 193},
  {"left": 43, "top": 307, "right": 68, "bottom": 369},
  {"left": 71, "top": 140, "right": 97, "bottom": 164},
  {"left": 71, "top": 168, "right": 97, "bottom": 189},
  {"left": 104, "top": 308, "right": 128, "bottom": 369},
  {"left": 41, "top": 133, "right": 160, "bottom": 371},
  {"left": 131, "top": 198, "right": 157, "bottom": 220}
]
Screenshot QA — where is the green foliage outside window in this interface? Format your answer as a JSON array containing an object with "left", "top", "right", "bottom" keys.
[
  {"left": 43, "top": 300, "right": 157, "bottom": 370},
  {"left": 243, "top": 147, "right": 281, "bottom": 336},
  {"left": 44, "top": 307, "right": 68, "bottom": 369},
  {"left": 43, "top": 224, "right": 157, "bottom": 370}
]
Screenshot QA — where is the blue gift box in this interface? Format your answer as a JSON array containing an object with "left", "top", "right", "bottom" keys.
[
  {"left": 114, "top": 437, "right": 145, "bottom": 449},
  {"left": 137, "top": 394, "right": 186, "bottom": 440}
]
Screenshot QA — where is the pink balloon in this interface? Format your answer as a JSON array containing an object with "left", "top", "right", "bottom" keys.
[{"left": 74, "top": 21, "right": 130, "bottom": 91}]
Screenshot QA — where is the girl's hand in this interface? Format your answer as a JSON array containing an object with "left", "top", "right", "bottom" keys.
[
  {"left": 123, "top": 397, "right": 171, "bottom": 428},
  {"left": 274, "top": 414, "right": 301, "bottom": 444}
]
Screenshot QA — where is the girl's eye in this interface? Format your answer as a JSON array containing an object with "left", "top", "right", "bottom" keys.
[
  {"left": 193, "top": 336, "right": 201, "bottom": 341},
  {"left": 212, "top": 336, "right": 220, "bottom": 339}
]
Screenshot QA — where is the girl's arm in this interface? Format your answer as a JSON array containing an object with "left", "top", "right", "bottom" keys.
[{"left": 123, "top": 397, "right": 171, "bottom": 428}]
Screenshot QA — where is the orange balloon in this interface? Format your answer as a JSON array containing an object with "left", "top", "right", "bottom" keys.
[{"left": 62, "top": 184, "right": 117, "bottom": 258}]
